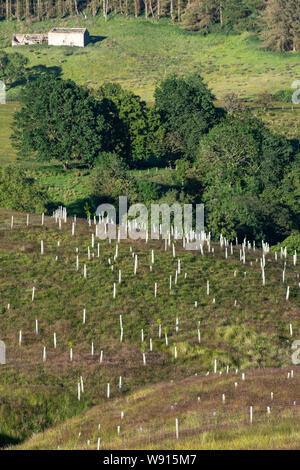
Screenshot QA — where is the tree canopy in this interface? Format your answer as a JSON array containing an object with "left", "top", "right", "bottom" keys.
[
  {"left": 154, "top": 73, "right": 224, "bottom": 162},
  {"left": 12, "top": 76, "right": 111, "bottom": 168},
  {"left": 260, "top": 0, "right": 300, "bottom": 52},
  {"left": 0, "top": 51, "right": 28, "bottom": 88},
  {"left": 10, "top": 70, "right": 300, "bottom": 245},
  {"left": 196, "top": 112, "right": 298, "bottom": 242},
  {"left": 96, "top": 82, "right": 165, "bottom": 168}
]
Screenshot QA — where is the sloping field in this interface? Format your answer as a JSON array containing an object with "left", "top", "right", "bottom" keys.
[
  {"left": 1, "top": 16, "right": 300, "bottom": 102},
  {"left": 0, "top": 208, "right": 299, "bottom": 447},
  {"left": 15, "top": 366, "right": 300, "bottom": 450}
]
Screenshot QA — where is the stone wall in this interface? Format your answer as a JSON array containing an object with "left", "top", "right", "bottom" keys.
[
  {"left": 48, "top": 29, "right": 89, "bottom": 47},
  {"left": 12, "top": 34, "right": 48, "bottom": 46}
]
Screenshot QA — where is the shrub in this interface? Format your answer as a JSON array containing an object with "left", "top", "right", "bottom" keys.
[
  {"left": 137, "top": 179, "right": 162, "bottom": 203},
  {"left": 0, "top": 166, "right": 49, "bottom": 213},
  {"left": 271, "top": 233, "right": 300, "bottom": 254},
  {"left": 90, "top": 159, "right": 138, "bottom": 210},
  {"left": 94, "top": 152, "right": 128, "bottom": 171}
]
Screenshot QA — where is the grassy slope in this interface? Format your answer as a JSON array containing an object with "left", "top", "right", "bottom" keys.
[
  {"left": 0, "top": 208, "right": 299, "bottom": 448},
  {"left": 2, "top": 16, "right": 300, "bottom": 101},
  {"left": 0, "top": 102, "right": 20, "bottom": 165},
  {"left": 15, "top": 366, "right": 300, "bottom": 450},
  {"left": 0, "top": 15, "right": 300, "bottom": 165}
]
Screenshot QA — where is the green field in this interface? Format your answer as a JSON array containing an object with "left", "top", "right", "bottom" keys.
[
  {"left": 0, "top": 208, "right": 299, "bottom": 448},
  {"left": 1, "top": 16, "right": 300, "bottom": 102},
  {"left": 0, "top": 102, "right": 20, "bottom": 165}
]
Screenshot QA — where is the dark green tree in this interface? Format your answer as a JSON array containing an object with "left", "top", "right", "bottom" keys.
[
  {"left": 154, "top": 73, "right": 224, "bottom": 163},
  {"left": 96, "top": 82, "right": 165, "bottom": 167},
  {"left": 222, "top": 0, "right": 265, "bottom": 29},
  {"left": 0, "top": 51, "right": 9, "bottom": 80},
  {"left": 281, "top": 157, "right": 300, "bottom": 230},
  {"left": 0, "top": 51, "right": 28, "bottom": 87},
  {"left": 12, "top": 76, "right": 111, "bottom": 169},
  {"left": 196, "top": 112, "right": 296, "bottom": 242}
]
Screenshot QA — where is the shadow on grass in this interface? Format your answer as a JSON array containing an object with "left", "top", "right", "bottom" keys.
[
  {"left": 46, "top": 197, "right": 91, "bottom": 218},
  {"left": 0, "top": 433, "right": 22, "bottom": 449},
  {"left": 28, "top": 65, "right": 62, "bottom": 81},
  {"left": 88, "top": 35, "right": 107, "bottom": 45},
  {"left": 66, "top": 197, "right": 92, "bottom": 218},
  {"left": 9, "top": 65, "right": 63, "bottom": 90}
]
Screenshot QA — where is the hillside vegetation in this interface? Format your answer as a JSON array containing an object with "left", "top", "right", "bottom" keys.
[
  {"left": 15, "top": 367, "right": 300, "bottom": 450},
  {"left": 0, "top": 5, "right": 300, "bottom": 452},
  {"left": 0, "top": 207, "right": 299, "bottom": 447},
  {"left": 1, "top": 16, "right": 299, "bottom": 167}
]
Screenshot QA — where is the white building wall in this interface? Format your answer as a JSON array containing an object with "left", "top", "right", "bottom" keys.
[{"left": 48, "top": 32, "right": 85, "bottom": 47}]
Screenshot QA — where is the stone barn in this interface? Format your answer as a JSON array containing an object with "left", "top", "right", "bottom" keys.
[{"left": 48, "top": 28, "right": 89, "bottom": 47}]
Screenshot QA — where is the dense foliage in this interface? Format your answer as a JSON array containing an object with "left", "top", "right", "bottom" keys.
[
  {"left": 181, "top": 0, "right": 265, "bottom": 32},
  {"left": 0, "top": 50, "right": 28, "bottom": 88},
  {"left": 12, "top": 76, "right": 111, "bottom": 168},
  {"left": 10, "top": 70, "right": 300, "bottom": 244},
  {"left": 90, "top": 153, "right": 139, "bottom": 208},
  {"left": 96, "top": 83, "right": 165, "bottom": 167},
  {"left": 0, "top": 165, "right": 49, "bottom": 212},
  {"left": 154, "top": 73, "right": 224, "bottom": 162},
  {"left": 196, "top": 113, "right": 299, "bottom": 242},
  {"left": 271, "top": 232, "right": 300, "bottom": 255}
]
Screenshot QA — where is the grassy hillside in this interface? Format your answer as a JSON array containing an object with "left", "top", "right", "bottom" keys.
[
  {"left": 15, "top": 367, "right": 300, "bottom": 450},
  {"left": 0, "top": 102, "right": 20, "bottom": 165},
  {"left": 0, "top": 15, "right": 299, "bottom": 211},
  {"left": 1, "top": 16, "right": 300, "bottom": 102},
  {"left": 0, "top": 207, "right": 299, "bottom": 447},
  {"left": 1, "top": 17, "right": 300, "bottom": 449}
]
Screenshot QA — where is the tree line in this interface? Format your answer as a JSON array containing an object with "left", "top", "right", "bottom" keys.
[{"left": 1, "top": 1, "right": 299, "bottom": 52}]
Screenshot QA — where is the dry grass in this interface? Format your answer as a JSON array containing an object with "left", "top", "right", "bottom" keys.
[{"left": 14, "top": 366, "right": 300, "bottom": 450}]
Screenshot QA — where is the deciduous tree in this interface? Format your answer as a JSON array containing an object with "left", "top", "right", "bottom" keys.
[
  {"left": 12, "top": 76, "right": 110, "bottom": 168},
  {"left": 155, "top": 73, "right": 224, "bottom": 162}
]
